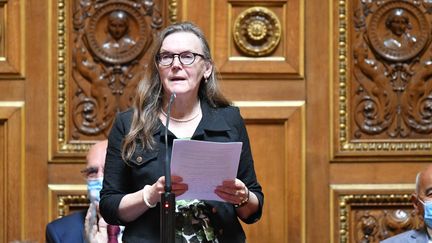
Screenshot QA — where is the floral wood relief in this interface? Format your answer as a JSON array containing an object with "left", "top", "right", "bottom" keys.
[
  {"left": 354, "top": 209, "right": 420, "bottom": 242},
  {"left": 71, "top": 0, "right": 162, "bottom": 138},
  {"left": 352, "top": 0, "right": 432, "bottom": 139},
  {"left": 338, "top": 194, "right": 421, "bottom": 243}
]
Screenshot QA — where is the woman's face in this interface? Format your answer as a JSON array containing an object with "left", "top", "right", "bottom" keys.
[{"left": 158, "top": 32, "right": 212, "bottom": 99}]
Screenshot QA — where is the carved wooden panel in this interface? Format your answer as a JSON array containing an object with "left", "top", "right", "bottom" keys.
[
  {"left": 331, "top": 185, "right": 421, "bottom": 243},
  {"left": 0, "top": 102, "right": 24, "bottom": 242},
  {"left": 237, "top": 101, "right": 305, "bottom": 243},
  {"left": 50, "top": 0, "right": 176, "bottom": 160},
  {"left": 214, "top": 0, "right": 303, "bottom": 79},
  {"left": 0, "top": 0, "right": 24, "bottom": 76},
  {"left": 334, "top": 0, "right": 432, "bottom": 158}
]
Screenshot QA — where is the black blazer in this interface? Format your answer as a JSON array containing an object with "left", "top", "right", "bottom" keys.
[{"left": 100, "top": 99, "right": 264, "bottom": 243}]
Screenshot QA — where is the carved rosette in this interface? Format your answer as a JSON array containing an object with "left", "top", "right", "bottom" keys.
[{"left": 233, "top": 7, "right": 281, "bottom": 56}]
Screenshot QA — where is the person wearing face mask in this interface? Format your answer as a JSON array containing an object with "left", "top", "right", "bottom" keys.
[
  {"left": 46, "top": 140, "right": 122, "bottom": 243},
  {"left": 381, "top": 164, "right": 432, "bottom": 242}
]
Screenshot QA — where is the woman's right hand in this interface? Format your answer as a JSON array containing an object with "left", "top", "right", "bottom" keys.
[{"left": 146, "top": 175, "right": 188, "bottom": 204}]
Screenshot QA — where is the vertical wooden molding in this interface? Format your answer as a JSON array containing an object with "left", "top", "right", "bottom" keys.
[{"left": 0, "top": 102, "right": 25, "bottom": 242}]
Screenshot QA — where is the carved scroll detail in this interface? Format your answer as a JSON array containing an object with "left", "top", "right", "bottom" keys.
[
  {"left": 339, "top": 194, "right": 421, "bottom": 243},
  {"left": 353, "top": 1, "right": 432, "bottom": 138},
  {"left": 54, "top": 0, "right": 178, "bottom": 154},
  {"left": 336, "top": 0, "right": 432, "bottom": 154},
  {"left": 71, "top": 0, "right": 162, "bottom": 138}
]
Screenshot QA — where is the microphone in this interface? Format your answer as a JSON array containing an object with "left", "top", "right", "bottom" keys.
[
  {"left": 164, "top": 92, "right": 175, "bottom": 192},
  {"left": 161, "top": 92, "right": 176, "bottom": 243}
]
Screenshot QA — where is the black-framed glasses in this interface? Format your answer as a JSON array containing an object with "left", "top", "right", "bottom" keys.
[{"left": 156, "top": 51, "right": 205, "bottom": 66}]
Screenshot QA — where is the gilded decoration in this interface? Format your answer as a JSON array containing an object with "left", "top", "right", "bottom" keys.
[
  {"left": 338, "top": 194, "right": 421, "bottom": 242},
  {"left": 55, "top": 0, "right": 178, "bottom": 153},
  {"left": 233, "top": 7, "right": 281, "bottom": 56},
  {"left": 57, "top": 195, "right": 89, "bottom": 217},
  {"left": 168, "top": 0, "right": 178, "bottom": 23},
  {"left": 336, "top": 0, "right": 432, "bottom": 153}
]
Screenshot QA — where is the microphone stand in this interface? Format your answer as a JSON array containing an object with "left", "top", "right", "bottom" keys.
[{"left": 161, "top": 93, "right": 176, "bottom": 243}]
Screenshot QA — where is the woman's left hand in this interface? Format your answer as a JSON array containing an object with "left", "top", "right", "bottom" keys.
[{"left": 214, "top": 179, "right": 249, "bottom": 205}]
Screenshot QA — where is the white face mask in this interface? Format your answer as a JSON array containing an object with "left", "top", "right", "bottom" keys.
[{"left": 87, "top": 177, "right": 103, "bottom": 203}]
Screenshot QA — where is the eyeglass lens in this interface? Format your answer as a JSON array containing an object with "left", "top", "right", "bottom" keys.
[{"left": 158, "top": 52, "right": 200, "bottom": 66}]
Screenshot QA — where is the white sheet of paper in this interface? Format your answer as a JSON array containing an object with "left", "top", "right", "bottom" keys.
[{"left": 170, "top": 139, "right": 242, "bottom": 201}]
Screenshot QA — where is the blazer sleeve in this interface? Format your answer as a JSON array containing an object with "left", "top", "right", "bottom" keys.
[
  {"left": 99, "top": 112, "right": 132, "bottom": 225},
  {"left": 231, "top": 107, "right": 264, "bottom": 224}
]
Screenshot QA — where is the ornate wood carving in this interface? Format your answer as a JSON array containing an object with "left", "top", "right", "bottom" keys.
[
  {"left": 71, "top": 0, "right": 162, "bottom": 138},
  {"left": 353, "top": 1, "right": 432, "bottom": 139},
  {"left": 332, "top": 186, "right": 422, "bottom": 243},
  {"left": 52, "top": 0, "right": 178, "bottom": 157},
  {"left": 233, "top": 6, "right": 281, "bottom": 56},
  {"left": 335, "top": 0, "right": 432, "bottom": 156},
  {"left": 341, "top": 195, "right": 421, "bottom": 242}
]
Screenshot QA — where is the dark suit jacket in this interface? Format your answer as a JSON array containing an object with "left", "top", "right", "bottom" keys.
[
  {"left": 380, "top": 228, "right": 428, "bottom": 243},
  {"left": 46, "top": 211, "right": 86, "bottom": 243}
]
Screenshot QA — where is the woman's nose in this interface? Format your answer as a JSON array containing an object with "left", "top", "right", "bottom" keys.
[{"left": 171, "top": 55, "right": 182, "bottom": 67}]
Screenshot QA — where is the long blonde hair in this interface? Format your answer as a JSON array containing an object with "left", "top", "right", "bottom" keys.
[{"left": 121, "top": 22, "right": 230, "bottom": 161}]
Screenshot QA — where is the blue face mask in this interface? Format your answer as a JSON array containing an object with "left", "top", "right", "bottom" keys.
[
  {"left": 420, "top": 199, "right": 432, "bottom": 228},
  {"left": 87, "top": 177, "right": 103, "bottom": 203}
]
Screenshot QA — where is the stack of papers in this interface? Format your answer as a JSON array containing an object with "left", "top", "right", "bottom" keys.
[{"left": 170, "top": 139, "right": 242, "bottom": 201}]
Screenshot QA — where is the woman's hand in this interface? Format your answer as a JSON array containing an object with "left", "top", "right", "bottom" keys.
[
  {"left": 146, "top": 175, "right": 188, "bottom": 205},
  {"left": 214, "top": 179, "right": 249, "bottom": 206},
  {"left": 215, "top": 179, "right": 259, "bottom": 220}
]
